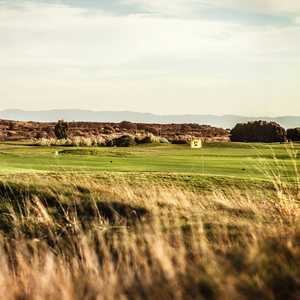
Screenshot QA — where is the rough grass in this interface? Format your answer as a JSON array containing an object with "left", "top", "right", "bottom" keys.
[{"left": 0, "top": 174, "right": 300, "bottom": 299}]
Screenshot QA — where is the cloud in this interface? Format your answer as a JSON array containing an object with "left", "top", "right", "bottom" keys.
[
  {"left": 205, "top": 0, "right": 300, "bottom": 14},
  {"left": 1, "top": 1, "right": 299, "bottom": 78},
  {"left": 0, "top": 1, "right": 299, "bottom": 115},
  {"left": 1, "top": 2, "right": 299, "bottom": 70},
  {"left": 0, "top": 2, "right": 239, "bottom": 69},
  {"left": 3, "top": 0, "right": 298, "bottom": 24},
  {"left": 125, "top": 0, "right": 300, "bottom": 15}
]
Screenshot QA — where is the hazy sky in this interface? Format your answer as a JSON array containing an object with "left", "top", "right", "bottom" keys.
[{"left": 0, "top": 0, "right": 299, "bottom": 116}]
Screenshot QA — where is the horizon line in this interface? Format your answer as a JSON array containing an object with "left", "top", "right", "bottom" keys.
[{"left": 0, "top": 109, "right": 299, "bottom": 119}]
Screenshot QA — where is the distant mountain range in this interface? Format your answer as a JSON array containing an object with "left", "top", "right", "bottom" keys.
[{"left": 1, "top": 109, "right": 300, "bottom": 129}]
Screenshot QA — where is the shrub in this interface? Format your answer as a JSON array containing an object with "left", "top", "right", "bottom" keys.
[
  {"left": 114, "top": 135, "right": 136, "bottom": 147},
  {"left": 33, "top": 136, "right": 106, "bottom": 147},
  {"left": 135, "top": 134, "right": 163, "bottom": 145},
  {"left": 81, "top": 137, "right": 92, "bottom": 147},
  {"left": 36, "top": 138, "right": 51, "bottom": 146},
  {"left": 142, "top": 136, "right": 153, "bottom": 144},
  {"left": 54, "top": 120, "right": 69, "bottom": 140},
  {"left": 106, "top": 135, "right": 136, "bottom": 147},
  {"left": 287, "top": 128, "right": 300, "bottom": 141},
  {"left": 135, "top": 135, "right": 152, "bottom": 144},
  {"left": 230, "top": 121, "right": 286, "bottom": 143},
  {"left": 105, "top": 139, "right": 116, "bottom": 147},
  {"left": 69, "top": 136, "right": 106, "bottom": 147},
  {"left": 170, "top": 135, "right": 192, "bottom": 144},
  {"left": 91, "top": 136, "right": 106, "bottom": 147},
  {"left": 71, "top": 136, "right": 81, "bottom": 147}
]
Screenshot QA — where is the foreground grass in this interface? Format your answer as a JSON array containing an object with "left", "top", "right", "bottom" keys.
[
  {"left": 0, "top": 174, "right": 300, "bottom": 299},
  {"left": 1, "top": 142, "right": 300, "bottom": 299}
]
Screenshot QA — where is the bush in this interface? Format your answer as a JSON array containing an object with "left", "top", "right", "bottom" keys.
[
  {"left": 108, "top": 135, "right": 136, "bottom": 147},
  {"left": 54, "top": 120, "right": 69, "bottom": 139},
  {"left": 135, "top": 134, "right": 163, "bottom": 145},
  {"left": 135, "top": 135, "right": 152, "bottom": 144},
  {"left": 105, "top": 139, "right": 116, "bottom": 147},
  {"left": 170, "top": 135, "right": 192, "bottom": 144},
  {"left": 230, "top": 121, "right": 286, "bottom": 143},
  {"left": 33, "top": 136, "right": 106, "bottom": 147},
  {"left": 287, "top": 128, "right": 300, "bottom": 141}
]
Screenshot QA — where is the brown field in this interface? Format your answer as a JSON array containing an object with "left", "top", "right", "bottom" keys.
[{"left": 0, "top": 119, "right": 229, "bottom": 142}]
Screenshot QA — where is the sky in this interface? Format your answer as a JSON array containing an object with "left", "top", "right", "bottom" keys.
[{"left": 0, "top": 0, "right": 299, "bottom": 116}]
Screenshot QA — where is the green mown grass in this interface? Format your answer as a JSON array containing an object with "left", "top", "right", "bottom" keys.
[{"left": 0, "top": 142, "right": 299, "bottom": 183}]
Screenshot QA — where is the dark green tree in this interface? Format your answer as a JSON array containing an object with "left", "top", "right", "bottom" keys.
[
  {"left": 287, "top": 128, "right": 300, "bottom": 141},
  {"left": 230, "top": 121, "right": 286, "bottom": 143},
  {"left": 54, "top": 120, "right": 69, "bottom": 139}
]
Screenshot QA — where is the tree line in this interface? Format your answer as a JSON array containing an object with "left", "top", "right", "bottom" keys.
[
  {"left": 54, "top": 119, "right": 300, "bottom": 143},
  {"left": 231, "top": 120, "right": 300, "bottom": 143}
]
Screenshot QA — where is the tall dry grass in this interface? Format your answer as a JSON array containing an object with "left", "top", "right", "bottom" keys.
[{"left": 0, "top": 173, "right": 300, "bottom": 299}]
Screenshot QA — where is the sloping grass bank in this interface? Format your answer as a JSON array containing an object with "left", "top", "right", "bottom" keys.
[{"left": 0, "top": 175, "right": 299, "bottom": 299}]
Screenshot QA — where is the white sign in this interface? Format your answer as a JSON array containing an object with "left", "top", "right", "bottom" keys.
[{"left": 191, "top": 139, "right": 202, "bottom": 149}]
